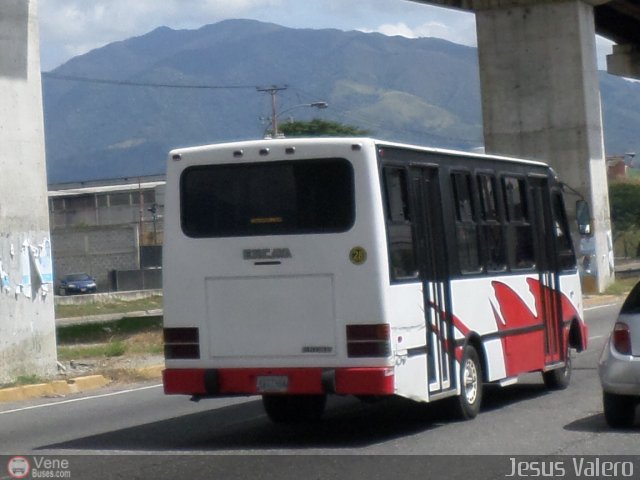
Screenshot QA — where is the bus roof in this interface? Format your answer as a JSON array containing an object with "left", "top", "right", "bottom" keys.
[{"left": 169, "top": 137, "right": 551, "bottom": 169}]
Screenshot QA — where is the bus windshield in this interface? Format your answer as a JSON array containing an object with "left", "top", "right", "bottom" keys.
[{"left": 180, "top": 158, "right": 355, "bottom": 238}]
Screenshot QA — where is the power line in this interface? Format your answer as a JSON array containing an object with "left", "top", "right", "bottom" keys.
[
  {"left": 42, "top": 72, "right": 258, "bottom": 90},
  {"left": 43, "top": 73, "right": 477, "bottom": 147}
]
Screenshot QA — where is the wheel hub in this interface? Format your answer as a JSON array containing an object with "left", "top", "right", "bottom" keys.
[{"left": 464, "top": 358, "right": 478, "bottom": 404}]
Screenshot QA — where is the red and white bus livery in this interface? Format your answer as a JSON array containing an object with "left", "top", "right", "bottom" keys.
[{"left": 162, "top": 137, "right": 588, "bottom": 422}]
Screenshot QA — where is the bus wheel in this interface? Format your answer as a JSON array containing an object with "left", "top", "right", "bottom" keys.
[
  {"left": 452, "top": 345, "right": 483, "bottom": 420},
  {"left": 262, "top": 394, "right": 327, "bottom": 424},
  {"left": 542, "top": 347, "right": 572, "bottom": 390}
]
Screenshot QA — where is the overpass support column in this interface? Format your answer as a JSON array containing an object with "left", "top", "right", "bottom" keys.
[
  {"left": 0, "top": 0, "right": 57, "bottom": 383},
  {"left": 607, "top": 44, "right": 640, "bottom": 80},
  {"left": 475, "top": 0, "right": 612, "bottom": 292}
]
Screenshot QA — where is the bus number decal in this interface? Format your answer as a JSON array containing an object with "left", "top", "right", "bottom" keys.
[{"left": 349, "top": 246, "right": 367, "bottom": 265}]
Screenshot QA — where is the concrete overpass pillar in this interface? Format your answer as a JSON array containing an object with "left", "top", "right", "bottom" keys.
[
  {"left": 607, "top": 44, "right": 640, "bottom": 80},
  {"left": 0, "top": 0, "right": 57, "bottom": 383},
  {"left": 475, "top": 0, "right": 612, "bottom": 292}
]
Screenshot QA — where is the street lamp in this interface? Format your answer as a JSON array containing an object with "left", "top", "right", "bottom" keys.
[{"left": 265, "top": 101, "right": 328, "bottom": 138}]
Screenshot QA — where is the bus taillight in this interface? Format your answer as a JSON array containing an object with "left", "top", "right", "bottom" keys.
[
  {"left": 346, "top": 324, "right": 391, "bottom": 357},
  {"left": 164, "top": 327, "right": 200, "bottom": 359}
]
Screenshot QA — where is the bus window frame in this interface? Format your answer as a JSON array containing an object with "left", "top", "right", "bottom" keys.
[
  {"left": 551, "top": 187, "right": 578, "bottom": 272},
  {"left": 502, "top": 174, "right": 536, "bottom": 272},
  {"left": 380, "top": 164, "right": 420, "bottom": 284},
  {"left": 450, "top": 169, "right": 483, "bottom": 276},
  {"left": 476, "top": 171, "right": 508, "bottom": 273}
]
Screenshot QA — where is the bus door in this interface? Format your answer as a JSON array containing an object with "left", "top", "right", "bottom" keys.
[
  {"left": 529, "top": 177, "right": 563, "bottom": 365},
  {"left": 412, "top": 166, "right": 455, "bottom": 395}
]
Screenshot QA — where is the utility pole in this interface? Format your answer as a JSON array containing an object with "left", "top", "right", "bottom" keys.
[
  {"left": 138, "top": 177, "right": 144, "bottom": 246},
  {"left": 257, "top": 85, "right": 287, "bottom": 137}
]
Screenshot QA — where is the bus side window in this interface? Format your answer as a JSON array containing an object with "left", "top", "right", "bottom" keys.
[
  {"left": 385, "top": 167, "right": 411, "bottom": 222},
  {"left": 477, "top": 174, "right": 507, "bottom": 272},
  {"left": 451, "top": 172, "right": 482, "bottom": 274},
  {"left": 552, "top": 191, "right": 577, "bottom": 271},
  {"left": 503, "top": 176, "right": 535, "bottom": 270},
  {"left": 383, "top": 167, "right": 418, "bottom": 281}
]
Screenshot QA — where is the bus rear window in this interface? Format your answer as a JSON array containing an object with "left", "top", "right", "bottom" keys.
[{"left": 180, "top": 158, "right": 355, "bottom": 237}]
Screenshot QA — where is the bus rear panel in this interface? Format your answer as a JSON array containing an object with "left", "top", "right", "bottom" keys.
[{"left": 163, "top": 139, "right": 396, "bottom": 399}]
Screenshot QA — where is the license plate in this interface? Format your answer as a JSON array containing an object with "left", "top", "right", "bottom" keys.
[
  {"left": 256, "top": 375, "right": 288, "bottom": 393},
  {"left": 80, "top": 288, "right": 87, "bottom": 292}
]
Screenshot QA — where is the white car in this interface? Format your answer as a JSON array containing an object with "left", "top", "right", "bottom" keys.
[{"left": 598, "top": 283, "right": 640, "bottom": 428}]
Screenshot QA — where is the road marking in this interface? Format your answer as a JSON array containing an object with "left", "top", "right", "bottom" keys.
[
  {"left": 589, "top": 335, "right": 604, "bottom": 340},
  {"left": 584, "top": 303, "right": 619, "bottom": 312},
  {"left": 0, "top": 384, "right": 162, "bottom": 416}
]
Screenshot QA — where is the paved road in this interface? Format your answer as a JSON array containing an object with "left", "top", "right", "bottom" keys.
[{"left": 0, "top": 302, "right": 637, "bottom": 479}]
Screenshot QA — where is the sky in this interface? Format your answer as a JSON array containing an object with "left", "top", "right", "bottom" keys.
[{"left": 38, "top": 0, "right": 613, "bottom": 72}]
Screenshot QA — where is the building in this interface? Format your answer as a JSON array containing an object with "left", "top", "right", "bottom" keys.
[
  {"left": 48, "top": 175, "right": 165, "bottom": 292},
  {"left": 607, "top": 156, "right": 629, "bottom": 180}
]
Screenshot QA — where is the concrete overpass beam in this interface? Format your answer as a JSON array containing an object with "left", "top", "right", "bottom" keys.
[
  {"left": 475, "top": 0, "right": 613, "bottom": 292},
  {"left": 607, "top": 44, "right": 640, "bottom": 80},
  {"left": 0, "top": 0, "right": 57, "bottom": 383}
]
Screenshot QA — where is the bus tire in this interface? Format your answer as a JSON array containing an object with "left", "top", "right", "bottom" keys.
[
  {"left": 452, "top": 345, "right": 482, "bottom": 420},
  {"left": 262, "top": 394, "right": 327, "bottom": 424},
  {"left": 542, "top": 347, "right": 572, "bottom": 390},
  {"left": 603, "top": 392, "right": 637, "bottom": 428}
]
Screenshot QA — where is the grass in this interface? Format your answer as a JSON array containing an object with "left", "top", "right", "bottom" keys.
[
  {"left": 57, "top": 316, "right": 163, "bottom": 344},
  {"left": 57, "top": 342, "right": 127, "bottom": 361},
  {"left": 0, "top": 375, "right": 46, "bottom": 389},
  {"left": 603, "top": 276, "right": 640, "bottom": 296},
  {"left": 56, "top": 317, "right": 163, "bottom": 361},
  {"left": 55, "top": 295, "right": 163, "bottom": 320}
]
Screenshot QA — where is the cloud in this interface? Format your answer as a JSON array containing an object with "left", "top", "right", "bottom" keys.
[
  {"left": 363, "top": 19, "right": 476, "bottom": 46},
  {"left": 370, "top": 16, "right": 476, "bottom": 50}
]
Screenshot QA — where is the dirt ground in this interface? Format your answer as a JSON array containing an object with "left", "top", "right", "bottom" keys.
[
  {"left": 57, "top": 354, "right": 164, "bottom": 384},
  {"left": 56, "top": 331, "right": 165, "bottom": 384}
]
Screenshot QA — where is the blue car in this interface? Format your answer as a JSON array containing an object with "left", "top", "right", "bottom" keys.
[{"left": 58, "top": 273, "right": 97, "bottom": 295}]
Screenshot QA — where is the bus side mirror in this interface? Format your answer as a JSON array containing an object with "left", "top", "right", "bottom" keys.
[{"left": 576, "top": 200, "right": 592, "bottom": 236}]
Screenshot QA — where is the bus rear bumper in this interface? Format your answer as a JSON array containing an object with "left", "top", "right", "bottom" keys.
[{"left": 163, "top": 367, "right": 395, "bottom": 396}]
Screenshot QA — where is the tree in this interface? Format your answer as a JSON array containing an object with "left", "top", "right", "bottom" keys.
[
  {"left": 609, "top": 181, "right": 640, "bottom": 257},
  {"left": 278, "top": 118, "right": 369, "bottom": 137}
]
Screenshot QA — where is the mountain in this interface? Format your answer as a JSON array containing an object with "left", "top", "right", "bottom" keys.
[{"left": 42, "top": 19, "right": 640, "bottom": 183}]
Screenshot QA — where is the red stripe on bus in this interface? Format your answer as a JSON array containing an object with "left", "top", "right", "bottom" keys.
[
  {"left": 335, "top": 367, "right": 395, "bottom": 395},
  {"left": 163, "top": 367, "right": 395, "bottom": 396},
  {"left": 163, "top": 368, "right": 207, "bottom": 395},
  {"left": 219, "top": 368, "right": 324, "bottom": 394}
]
